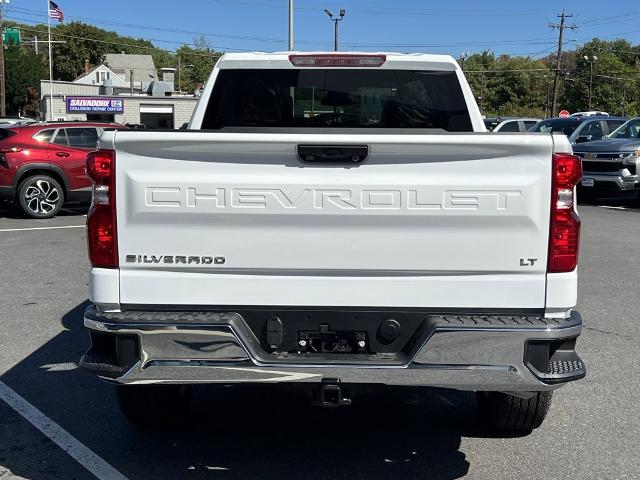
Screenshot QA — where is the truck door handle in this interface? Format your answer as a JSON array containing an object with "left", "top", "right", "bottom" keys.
[
  {"left": 297, "top": 145, "right": 368, "bottom": 163},
  {"left": 56, "top": 152, "right": 70, "bottom": 157}
]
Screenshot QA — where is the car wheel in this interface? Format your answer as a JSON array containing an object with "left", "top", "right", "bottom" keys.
[
  {"left": 476, "top": 391, "right": 552, "bottom": 432},
  {"left": 17, "top": 175, "right": 64, "bottom": 219},
  {"left": 116, "top": 384, "right": 192, "bottom": 429}
]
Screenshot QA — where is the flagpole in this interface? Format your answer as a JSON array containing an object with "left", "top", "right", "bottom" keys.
[{"left": 47, "top": 0, "right": 53, "bottom": 121}]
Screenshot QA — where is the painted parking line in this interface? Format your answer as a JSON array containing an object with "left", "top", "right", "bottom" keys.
[
  {"left": 597, "top": 206, "right": 627, "bottom": 211},
  {"left": 0, "top": 225, "right": 85, "bottom": 232},
  {"left": 0, "top": 380, "right": 129, "bottom": 480}
]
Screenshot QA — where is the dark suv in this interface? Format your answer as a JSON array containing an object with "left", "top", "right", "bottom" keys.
[
  {"left": 528, "top": 116, "right": 626, "bottom": 145},
  {"left": 0, "top": 122, "right": 125, "bottom": 218}
]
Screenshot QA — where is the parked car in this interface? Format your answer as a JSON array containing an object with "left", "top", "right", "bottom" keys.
[
  {"left": 528, "top": 116, "right": 625, "bottom": 145},
  {"left": 570, "top": 111, "right": 609, "bottom": 118},
  {"left": 124, "top": 123, "right": 146, "bottom": 130},
  {"left": 492, "top": 117, "right": 541, "bottom": 132},
  {"left": 0, "top": 117, "right": 37, "bottom": 127},
  {"left": 483, "top": 117, "right": 499, "bottom": 130},
  {"left": 0, "top": 122, "right": 126, "bottom": 218},
  {"left": 483, "top": 117, "right": 540, "bottom": 132},
  {"left": 572, "top": 116, "right": 640, "bottom": 197},
  {"left": 80, "top": 52, "right": 585, "bottom": 432}
]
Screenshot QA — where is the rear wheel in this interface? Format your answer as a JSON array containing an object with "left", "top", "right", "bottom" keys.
[
  {"left": 476, "top": 391, "right": 552, "bottom": 432},
  {"left": 17, "top": 174, "right": 64, "bottom": 219},
  {"left": 116, "top": 384, "right": 192, "bottom": 429}
]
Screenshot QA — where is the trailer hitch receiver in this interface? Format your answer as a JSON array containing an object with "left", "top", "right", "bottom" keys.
[{"left": 313, "top": 378, "right": 352, "bottom": 408}]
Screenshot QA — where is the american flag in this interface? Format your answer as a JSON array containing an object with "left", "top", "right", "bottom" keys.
[{"left": 49, "top": 1, "right": 64, "bottom": 22}]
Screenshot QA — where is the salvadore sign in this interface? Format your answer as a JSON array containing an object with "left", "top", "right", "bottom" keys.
[{"left": 66, "top": 97, "right": 124, "bottom": 114}]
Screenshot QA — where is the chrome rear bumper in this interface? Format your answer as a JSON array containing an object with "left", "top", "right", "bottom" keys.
[{"left": 81, "top": 307, "right": 584, "bottom": 392}]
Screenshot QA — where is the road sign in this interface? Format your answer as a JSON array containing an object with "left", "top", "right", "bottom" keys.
[
  {"left": 559, "top": 109, "right": 570, "bottom": 118},
  {"left": 2, "top": 28, "right": 21, "bottom": 45}
]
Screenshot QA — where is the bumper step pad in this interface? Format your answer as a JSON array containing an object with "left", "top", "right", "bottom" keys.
[{"left": 550, "top": 360, "right": 584, "bottom": 375}]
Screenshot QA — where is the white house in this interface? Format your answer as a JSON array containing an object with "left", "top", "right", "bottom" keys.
[{"left": 73, "top": 63, "right": 129, "bottom": 88}]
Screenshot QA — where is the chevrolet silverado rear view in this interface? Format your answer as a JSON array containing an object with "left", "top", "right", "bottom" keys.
[{"left": 80, "top": 53, "right": 585, "bottom": 432}]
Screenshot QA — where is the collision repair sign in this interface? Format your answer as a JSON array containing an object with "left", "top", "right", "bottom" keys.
[{"left": 66, "top": 97, "right": 124, "bottom": 113}]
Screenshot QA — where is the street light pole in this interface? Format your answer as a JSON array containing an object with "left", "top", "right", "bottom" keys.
[
  {"left": 584, "top": 55, "right": 598, "bottom": 110},
  {"left": 324, "top": 9, "right": 345, "bottom": 51},
  {"left": 288, "top": 0, "right": 294, "bottom": 50},
  {"left": 176, "top": 58, "right": 194, "bottom": 94}
]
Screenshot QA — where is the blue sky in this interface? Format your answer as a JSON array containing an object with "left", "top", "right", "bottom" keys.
[{"left": 5, "top": 0, "right": 640, "bottom": 57}]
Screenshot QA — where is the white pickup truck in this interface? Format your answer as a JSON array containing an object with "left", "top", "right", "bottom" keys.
[{"left": 80, "top": 52, "right": 585, "bottom": 432}]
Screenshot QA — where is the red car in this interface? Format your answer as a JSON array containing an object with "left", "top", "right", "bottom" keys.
[{"left": 0, "top": 122, "right": 125, "bottom": 218}]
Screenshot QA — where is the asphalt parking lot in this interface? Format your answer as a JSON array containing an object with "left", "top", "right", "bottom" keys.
[{"left": 1, "top": 201, "right": 639, "bottom": 480}]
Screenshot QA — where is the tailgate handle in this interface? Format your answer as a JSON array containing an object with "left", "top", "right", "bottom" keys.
[{"left": 297, "top": 145, "right": 368, "bottom": 163}]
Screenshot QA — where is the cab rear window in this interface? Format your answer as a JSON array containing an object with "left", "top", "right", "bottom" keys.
[{"left": 202, "top": 69, "right": 473, "bottom": 131}]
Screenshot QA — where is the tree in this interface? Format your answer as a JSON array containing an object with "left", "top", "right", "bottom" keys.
[
  {"left": 4, "top": 45, "right": 46, "bottom": 116},
  {"left": 49, "top": 22, "right": 110, "bottom": 80},
  {"left": 561, "top": 39, "right": 638, "bottom": 116},
  {"left": 175, "top": 36, "right": 222, "bottom": 92},
  {"left": 463, "top": 52, "right": 550, "bottom": 117},
  {"left": 45, "top": 22, "right": 178, "bottom": 81}
]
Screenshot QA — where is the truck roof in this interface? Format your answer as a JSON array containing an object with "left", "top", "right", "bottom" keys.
[{"left": 216, "top": 52, "right": 459, "bottom": 71}]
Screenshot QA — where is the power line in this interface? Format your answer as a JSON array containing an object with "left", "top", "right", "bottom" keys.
[
  {"left": 8, "top": 7, "right": 320, "bottom": 46},
  {"left": 8, "top": 8, "right": 561, "bottom": 51},
  {"left": 466, "top": 68, "right": 550, "bottom": 73},
  {"left": 11, "top": 24, "right": 234, "bottom": 57},
  {"left": 579, "top": 11, "right": 640, "bottom": 27},
  {"left": 4, "top": 15, "right": 253, "bottom": 51},
  {"left": 207, "top": 0, "right": 550, "bottom": 17}
]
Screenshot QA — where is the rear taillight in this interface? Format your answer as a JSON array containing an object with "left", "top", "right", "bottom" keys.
[
  {"left": 289, "top": 54, "right": 386, "bottom": 67},
  {"left": 86, "top": 150, "right": 117, "bottom": 268},
  {"left": 548, "top": 153, "right": 582, "bottom": 273}
]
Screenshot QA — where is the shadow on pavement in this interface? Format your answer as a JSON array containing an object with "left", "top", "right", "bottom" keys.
[
  {"left": 1, "top": 300, "right": 536, "bottom": 479},
  {"left": 577, "top": 192, "right": 639, "bottom": 210},
  {"left": 0, "top": 204, "right": 88, "bottom": 219}
]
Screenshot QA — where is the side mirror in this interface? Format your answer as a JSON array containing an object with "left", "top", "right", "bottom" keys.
[{"left": 575, "top": 135, "right": 592, "bottom": 144}]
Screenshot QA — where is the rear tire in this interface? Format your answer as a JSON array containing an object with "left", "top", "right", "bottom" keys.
[
  {"left": 116, "top": 384, "right": 192, "bottom": 429},
  {"left": 476, "top": 391, "right": 552, "bottom": 432},
  {"left": 17, "top": 174, "right": 64, "bottom": 219}
]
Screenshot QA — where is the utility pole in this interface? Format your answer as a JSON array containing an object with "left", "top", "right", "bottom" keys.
[
  {"left": 584, "top": 55, "right": 597, "bottom": 110},
  {"left": 480, "top": 72, "right": 485, "bottom": 113},
  {"left": 549, "top": 10, "right": 576, "bottom": 117},
  {"left": 544, "top": 75, "right": 553, "bottom": 118},
  {"left": 288, "top": 0, "right": 294, "bottom": 50},
  {"left": 176, "top": 57, "right": 193, "bottom": 94},
  {"left": 324, "top": 9, "right": 345, "bottom": 51},
  {"left": 0, "top": 0, "right": 6, "bottom": 117}
]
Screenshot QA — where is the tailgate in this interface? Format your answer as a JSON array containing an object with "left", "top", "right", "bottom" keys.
[{"left": 110, "top": 131, "right": 553, "bottom": 309}]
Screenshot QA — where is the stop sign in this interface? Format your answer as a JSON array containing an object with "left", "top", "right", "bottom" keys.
[{"left": 558, "top": 109, "right": 570, "bottom": 118}]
